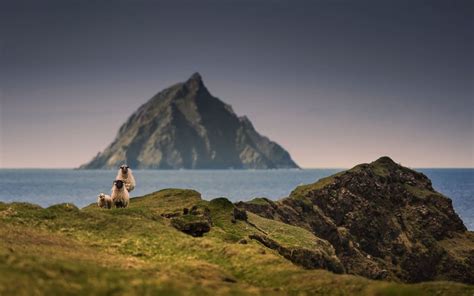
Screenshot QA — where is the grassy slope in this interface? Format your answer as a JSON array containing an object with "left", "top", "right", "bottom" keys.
[
  {"left": 289, "top": 158, "right": 392, "bottom": 199},
  {"left": 0, "top": 189, "right": 472, "bottom": 295}
]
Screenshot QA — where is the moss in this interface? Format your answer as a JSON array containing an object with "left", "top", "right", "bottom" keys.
[
  {"left": 246, "top": 198, "right": 271, "bottom": 206},
  {"left": 209, "top": 197, "right": 234, "bottom": 209},
  {"left": 403, "top": 184, "right": 433, "bottom": 199},
  {"left": 290, "top": 172, "right": 344, "bottom": 198},
  {"left": 289, "top": 158, "right": 396, "bottom": 200},
  {"left": 247, "top": 213, "right": 333, "bottom": 253},
  {"left": 0, "top": 189, "right": 472, "bottom": 295},
  {"left": 371, "top": 164, "right": 390, "bottom": 177},
  {"left": 438, "top": 232, "right": 474, "bottom": 261},
  {"left": 128, "top": 188, "right": 202, "bottom": 211}
]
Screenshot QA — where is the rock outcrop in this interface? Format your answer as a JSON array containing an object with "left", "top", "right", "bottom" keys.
[
  {"left": 237, "top": 156, "right": 473, "bottom": 283},
  {"left": 248, "top": 233, "right": 344, "bottom": 273},
  {"left": 80, "top": 73, "right": 298, "bottom": 169},
  {"left": 169, "top": 205, "right": 212, "bottom": 237}
]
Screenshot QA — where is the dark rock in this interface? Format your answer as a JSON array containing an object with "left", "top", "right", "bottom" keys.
[
  {"left": 171, "top": 217, "right": 211, "bottom": 237},
  {"left": 165, "top": 203, "right": 213, "bottom": 237},
  {"left": 238, "top": 239, "right": 248, "bottom": 244},
  {"left": 190, "top": 205, "right": 199, "bottom": 215},
  {"left": 233, "top": 207, "right": 248, "bottom": 221},
  {"left": 222, "top": 277, "right": 237, "bottom": 283}
]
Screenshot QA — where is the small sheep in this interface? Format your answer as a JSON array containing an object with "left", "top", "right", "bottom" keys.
[
  {"left": 111, "top": 180, "right": 130, "bottom": 208},
  {"left": 97, "top": 193, "right": 113, "bottom": 209},
  {"left": 116, "top": 164, "right": 136, "bottom": 192}
]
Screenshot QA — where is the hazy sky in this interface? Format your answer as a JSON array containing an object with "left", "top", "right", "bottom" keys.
[{"left": 0, "top": 0, "right": 473, "bottom": 168}]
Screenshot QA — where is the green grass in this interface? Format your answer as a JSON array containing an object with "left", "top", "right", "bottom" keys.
[
  {"left": 247, "top": 212, "right": 331, "bottom": 251},
  {"left": 0, "top": 189, "right": 472, "bottom": 295},
  {"left": 370, "top": 164, "right": 390, "bottom": 177},
  {"left": 290, "top": 173, "right": 342, "bottom": 198},
  {"left": 403, "top": 184, "right": 438, "bottom": 200},
  {"left": 246, "top": 198, "right": 272, "bottom": 206},
  {"left": 290, "top": 158, "right": 396, "bottom": 199}
]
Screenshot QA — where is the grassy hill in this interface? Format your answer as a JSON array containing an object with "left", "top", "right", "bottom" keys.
[{"left": 0, "top": 189, "right": 472, "bottom": 295}]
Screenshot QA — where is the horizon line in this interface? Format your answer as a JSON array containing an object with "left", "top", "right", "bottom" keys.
[{"left": 1, "top": 167, "right": 473, "bottom": 170}]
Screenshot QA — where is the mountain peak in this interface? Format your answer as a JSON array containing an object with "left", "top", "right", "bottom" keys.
[
  {"left": 188, "top": 72, "right": 202, "bottom": 81},
  {"left": 185, "top": 72, "right": 204, "bottom": 90},
  {"left": 373, "top": 156, "right": 396, "bottom": 165}
]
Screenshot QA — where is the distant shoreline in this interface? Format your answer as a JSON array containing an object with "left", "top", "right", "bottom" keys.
[{"left": 1, "top": 167, "right": 474, "bottom": 170}]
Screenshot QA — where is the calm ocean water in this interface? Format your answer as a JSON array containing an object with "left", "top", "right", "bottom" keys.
[{"left": 0, "top": 169, "right": 472, "bottom": 230}]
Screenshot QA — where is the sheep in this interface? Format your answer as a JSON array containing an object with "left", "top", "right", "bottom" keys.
[
  {"left": 111, "top": 180, "right": 130, "bottom": 208},
  {"left": 97, "top": 193, "right": 113, "bottom": 209},
  {"left": 116, "top": 164, "right": 136, "bottom": 192}
]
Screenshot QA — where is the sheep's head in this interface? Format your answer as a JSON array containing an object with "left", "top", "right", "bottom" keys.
[
  {"left": 114, "top": 180, "right": 124, "bottom": 189},
  {"left": 119, "top": 165, "right": 129, "bottom": 174},
  {"left": 97, "top": 193, "right": 106, "bottom": 207}
]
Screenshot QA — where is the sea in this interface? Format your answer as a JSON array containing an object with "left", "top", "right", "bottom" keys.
[{"left": 0, "top": 169, "right": 472, "bottom": 230}]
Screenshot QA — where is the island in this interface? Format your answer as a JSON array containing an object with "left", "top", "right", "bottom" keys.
[{"left": 80, "top": 73, "right": 299, "bottom": 169}]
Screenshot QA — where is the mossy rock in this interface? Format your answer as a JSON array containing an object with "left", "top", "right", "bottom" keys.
[{"left": 171, "top": 215, "right": 211, "bottom": 237}]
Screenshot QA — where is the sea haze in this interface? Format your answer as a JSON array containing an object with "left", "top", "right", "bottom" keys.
[{"left": 0, "top": 169, "right": 472, "bottom": 230}]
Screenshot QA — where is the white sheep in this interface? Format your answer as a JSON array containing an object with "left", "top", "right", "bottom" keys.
[
  {"left": 97, "top": 193, "right": 113, "bottom": 209},
  {"left": 116, "top": 164, "right": 136, "bottom": 192},
  {"left": 111, "top": 180, "right": 130, "bottom": 208}
]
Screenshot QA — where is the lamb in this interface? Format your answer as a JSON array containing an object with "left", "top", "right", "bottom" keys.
[
  {"left": 116, "top": 164, "right": 136, "bottom": 192},
  {"left": 97, "top": 193, "right": 113, "bottom": 209},
  {"left": 111, "top": 180, "right": 130, "bottom": 208}
]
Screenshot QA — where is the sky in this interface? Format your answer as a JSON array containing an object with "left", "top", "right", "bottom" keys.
[{"left": 0, "top": 0, "right": 473, "bottom": 168}]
